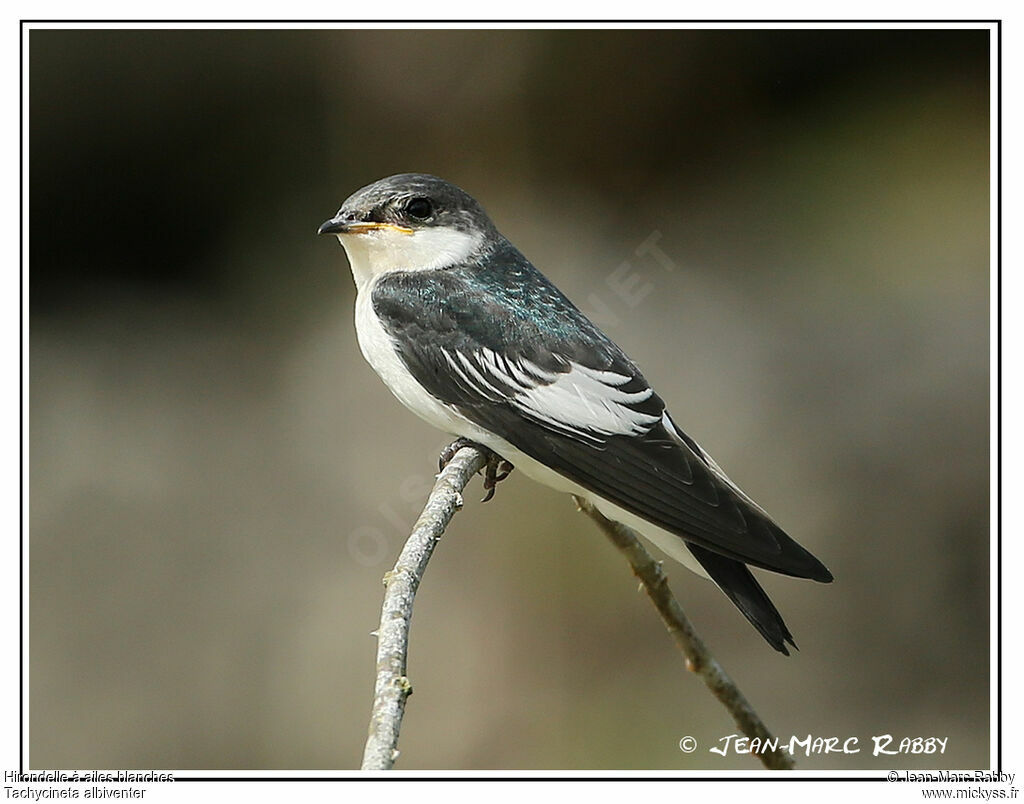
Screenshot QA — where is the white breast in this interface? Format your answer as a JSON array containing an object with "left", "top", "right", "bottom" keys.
[{"left": 353, "top": 281, "right": 479, "bottom": 437}]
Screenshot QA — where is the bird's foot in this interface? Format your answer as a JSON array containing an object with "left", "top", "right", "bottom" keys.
[
  {"left": 481, "top": 454, "right": 515, "bottom": 503},
  {"left": 437, "top": 438, "right": 515, "bottom": 503}
]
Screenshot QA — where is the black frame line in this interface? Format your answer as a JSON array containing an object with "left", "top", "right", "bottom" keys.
[{"left": 18, "top": 17, "right": 999, "bottom": 782}]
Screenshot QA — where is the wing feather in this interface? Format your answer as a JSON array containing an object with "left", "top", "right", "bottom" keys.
[{"left": 370, "top": 262, "right": 831, "bottom": 582}]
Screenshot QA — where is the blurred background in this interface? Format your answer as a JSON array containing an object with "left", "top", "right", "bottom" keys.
[{"left": 29, "top": 27, "right": 991, "bottom": 771}]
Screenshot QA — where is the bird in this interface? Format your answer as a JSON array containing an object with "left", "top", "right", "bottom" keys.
[{"left": 318, "top": 173, "right": 832, "bottom": 654}]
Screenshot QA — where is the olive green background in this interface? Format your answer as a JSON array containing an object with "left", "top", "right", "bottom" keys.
[{"left": 29, "top": 27, "right": 991, "bottom": 770}]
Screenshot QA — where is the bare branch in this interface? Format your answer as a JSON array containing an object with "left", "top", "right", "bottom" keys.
[
  {"left": 572, "top": 496, "right": 796, "bottom": 770},
  {"left": 360, "top": 438, "right": 794, "bottom": 771},
  {"left": 360, "top": 444, "right": 489, "bottom": 771}
]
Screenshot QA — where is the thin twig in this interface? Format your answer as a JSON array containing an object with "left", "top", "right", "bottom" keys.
[
  {"left": 361, "top": 438, "right": 793, "bottom": 770},
  {"left": 360, "top": 444, "right": 489, "bottom": 770},
  {"left": 572, "top": 496, "right": 796, "bottom": 770}
]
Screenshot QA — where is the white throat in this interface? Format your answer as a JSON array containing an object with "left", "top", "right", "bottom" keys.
[{"left": 337, "top": 225, "right": 483, "bottom": 291}]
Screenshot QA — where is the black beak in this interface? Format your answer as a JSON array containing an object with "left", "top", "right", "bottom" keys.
[{"left": 318, "top": 216, "right": 348, "bottom": 236}]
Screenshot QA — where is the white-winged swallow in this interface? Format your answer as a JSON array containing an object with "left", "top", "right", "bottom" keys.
[{"left": 319, "top": 173, "right": 832, "bottom": 654}]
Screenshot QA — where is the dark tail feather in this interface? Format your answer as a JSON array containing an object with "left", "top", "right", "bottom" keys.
[{"left": 687, "top": 543, "right": 797, "bottom": 655}]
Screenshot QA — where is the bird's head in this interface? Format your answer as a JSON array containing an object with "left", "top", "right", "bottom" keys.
[{"left": 319, "top": 173, "right": 497, "bottom": 287}]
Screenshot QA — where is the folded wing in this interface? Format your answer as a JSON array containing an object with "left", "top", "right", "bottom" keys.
[{"left": 372, "top": 266, "right": 832, "bottom": 582}]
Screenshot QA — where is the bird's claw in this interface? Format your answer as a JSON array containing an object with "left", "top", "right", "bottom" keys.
[
  {"left": 437, "top": 439, "right": 514, "bottom": 503},
  {"left": 481, "top": 456, "right": 515, "bottom": 503}
]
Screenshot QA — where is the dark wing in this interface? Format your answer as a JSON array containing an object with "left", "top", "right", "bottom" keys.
[{"left": 372, "top": 255, "right": 832, "bottom": 583}]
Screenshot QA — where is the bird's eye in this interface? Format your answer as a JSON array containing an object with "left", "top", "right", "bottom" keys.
[{"left": 405, "top": 197, "right": 433, "bottom": 220}]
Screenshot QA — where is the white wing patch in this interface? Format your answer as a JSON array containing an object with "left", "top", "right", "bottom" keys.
[
  {"left": 516, "top": 363, "right": 659, "bottom": 438},
  {"left": 443, "top": 349, "right": 661, "bottom": 441}
]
